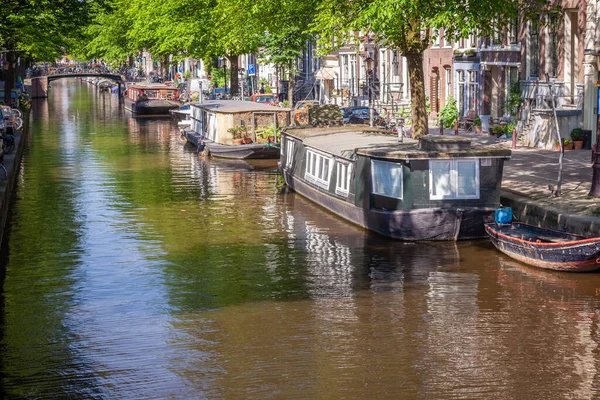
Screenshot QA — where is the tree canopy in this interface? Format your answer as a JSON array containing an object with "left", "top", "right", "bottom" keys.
[{"left": 312, "top": 0, "right": 552, "bottom": 137}]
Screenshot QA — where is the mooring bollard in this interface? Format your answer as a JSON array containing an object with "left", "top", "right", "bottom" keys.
[{"left": 512, "top": 128, "right": 517, "bottom": 149}]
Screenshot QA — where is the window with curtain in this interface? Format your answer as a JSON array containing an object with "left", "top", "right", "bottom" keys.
[
  {"left": 305, "top": 149, "right": 333, "bottom": 189},
  {"left": 371, "top": 160, "right": 403, "bottom": 199},
  {"left": 429, "top": 159, "right": 480, "bottom": 200},
  {"left": 336, "top": 162, "right": 352, "bottom": 196}
]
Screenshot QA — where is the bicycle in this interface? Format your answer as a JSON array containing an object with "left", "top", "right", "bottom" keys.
[{"left": 2, "top": 134, "right": 15, "bottom": 154}]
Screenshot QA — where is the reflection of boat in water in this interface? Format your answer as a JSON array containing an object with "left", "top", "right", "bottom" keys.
[
  {"left": 203, "top": 158, "right": 279, "bottom": 172},
  {"left": 497, "top": 257, "right": 600, "bottom": 300},
  {"left": 485, "top": 222, "right": 600, "bottom": 272},
  {"left": 283, "top": 192, "right": 462, "bottom": 281}
]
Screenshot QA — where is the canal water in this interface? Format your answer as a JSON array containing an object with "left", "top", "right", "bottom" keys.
[{"left": 1, "top": 79, "right": 600, "bottom": 399}]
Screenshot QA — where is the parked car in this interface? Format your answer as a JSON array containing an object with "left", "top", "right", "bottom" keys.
[
  {"left": 343, "top": 106, "right": 381, "bottom": 125},
  {"left": 251, "top": 94, "right": 277, "bottom": 105}
]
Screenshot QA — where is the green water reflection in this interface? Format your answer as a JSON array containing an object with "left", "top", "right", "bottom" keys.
[{"left": 2, "top": 79, "right": 600, "bottom": 399}]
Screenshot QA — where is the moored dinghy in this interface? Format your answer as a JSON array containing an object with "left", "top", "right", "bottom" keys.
[{"left": 485, "top": 222, "right": 600, "bottom": 272}]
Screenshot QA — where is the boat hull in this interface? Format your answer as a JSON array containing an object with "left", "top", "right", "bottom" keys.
[
  {"left": 124, "top": 98, "right": 179, "bottom": 117},
  {"left": 485, "top": 223, "right": 600, "bottom": 272},
  {"left": 281, "top": 168, "right": 494, "bottom": 241},
  {"left": 181, "top": 130, "right": 280, "bottom": 159}
]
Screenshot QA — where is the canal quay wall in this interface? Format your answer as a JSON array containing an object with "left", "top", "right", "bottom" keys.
[
  {"left": 500, "top": 191, "right": 600, "bottom": 237},
  {"left": 0, "top": 114, "right": 29, "bottom": 247}
]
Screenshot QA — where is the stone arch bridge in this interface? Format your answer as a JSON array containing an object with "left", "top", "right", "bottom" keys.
[{"left": 30, "top": 73, "right": 126, "bottom": 98}]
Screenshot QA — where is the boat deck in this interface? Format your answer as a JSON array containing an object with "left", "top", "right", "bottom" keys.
[{"left": 284, "top": 126, "right": 512, "bottom": 160}]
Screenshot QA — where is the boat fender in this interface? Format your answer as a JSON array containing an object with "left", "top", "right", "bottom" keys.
[
  {"left": 495, "top": 207, "right": 513, "bottom": 225},
  {"left": 596, "top": 258, "right": 600, "bottom": 264}
]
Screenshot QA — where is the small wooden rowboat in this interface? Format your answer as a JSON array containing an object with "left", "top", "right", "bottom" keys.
[{"left": 484, "top": 223, "right": 600, "bottom": 272}]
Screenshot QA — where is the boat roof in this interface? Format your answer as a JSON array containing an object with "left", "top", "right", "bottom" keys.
[
  {"left": 128, "top": 83, "right": 178, "bottom": 90},
  {"left": 190, "top": 100, "right": 291, "bottom": 113},
  {"left": 283, "top": 126, "right": 511, "bottom": 160}
]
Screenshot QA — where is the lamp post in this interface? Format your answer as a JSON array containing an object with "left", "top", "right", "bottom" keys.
[
  {"left": 363, "top": 55, "right": 374, "bottom": 127},
  {"left": 587, "top": 50, "right": 600, "bottom": 197}
]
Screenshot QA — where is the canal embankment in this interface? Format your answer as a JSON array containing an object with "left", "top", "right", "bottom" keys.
[
  {"left": 499, "top": 147, "right": 600, "bottom": 236},
  {"left": 0, "top": 112, "right": 29, "bottom": 246}
]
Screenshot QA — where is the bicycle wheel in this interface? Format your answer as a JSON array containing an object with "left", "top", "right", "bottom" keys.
[
  {"left": 11, "top": 109, "right": 22, "bottom": 118},
  {"left": 14, "top": 117, "right": 23, "bottom": 131}
]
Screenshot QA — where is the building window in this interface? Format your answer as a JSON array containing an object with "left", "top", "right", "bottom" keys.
[
  {"left": 457, "top": 70, "right": 466, "bottom": 115},
  {"left": 335, "top": 162, "right": 352, "bottom": 196},
  {"left": 305, "top": 149, "right": 333, "bottom": 190},
  {"left": 549, "top": 16, "right": 559, "bottom": 77},
  {"left": 445, "top": 67, "right": 452, "bottom": 102},
  {"left": 508, "top": 18, "right": 519, "bottom": 44},
  {"left": 468, "top": 32, "right": 477, "bottom": 48},
  {"left": 392, "top": 51, "right": 399, "bottom": 77},
  {"left": 285, "top": 138, "right": 295, "bottom": 169},
  {"left": 433, "top": 29, "right": 440, "bottom": 47},
  {"left": 529, "top": 20, "right": 540, "bottom": 77},
  {"left": 371, "top": 160, "right": 403, "bottom": 199},
  {"left": 429, "top": 159, "right": 480, "bottom": 200}
]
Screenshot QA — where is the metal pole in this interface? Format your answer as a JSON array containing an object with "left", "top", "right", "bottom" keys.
[
  {"left": 368, "top": 69, "right": 374, "bottom": 127},
  {"left": 549, "top": 78, "right": 563, "bottom": 196}
]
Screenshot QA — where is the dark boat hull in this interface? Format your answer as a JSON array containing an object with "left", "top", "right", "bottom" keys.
[
  {"left": 205, "top": 142, "right": 280, "bottom": 160},
  {"left": 124, "top": 98, "right": 179, "bottom": 117},
  {"left": 485, "top": 223, "right": 600, "bottom": 272},
  {"left": 281, "top": 168, "right": 494, "bottom": 241},
  {"left": 182, "top": 130, "right": 280, "bottom": 160}
]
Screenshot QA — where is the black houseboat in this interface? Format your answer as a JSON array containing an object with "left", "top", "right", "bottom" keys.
[{"left": 279, "top": 127, "right": 511, "bottom": 241}]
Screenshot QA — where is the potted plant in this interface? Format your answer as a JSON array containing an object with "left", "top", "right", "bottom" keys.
[
  {"left": 555, "top": 140, "right": 561, "bottom": 151},
  {"left": 563, "top": 139, "right": 573, "bottom": 150},
  {"left": 570, "top": 128, "right": 584, "bottom": 150},
  {"left": 473, "top": 115, "right": 482, "bottom": 133},
  {"left": 227, "top": 126, "right": 247, "bottom": 145}
]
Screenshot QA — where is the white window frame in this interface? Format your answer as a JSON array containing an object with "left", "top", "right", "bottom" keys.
[
  {"left": 335, "top": 161, "right": 353, "bottom": 196},
  {"left": 285, "top": 138, "right": 295, "bottom": 169},
  {"left": 305, "top": 149, "right": 333, "bottom": 190},
  {"left": 371, "top": 160, "right": 404, "bottom": 200},
  {"left": 429, "top": 159, "right": 480, "bottom": 200}
]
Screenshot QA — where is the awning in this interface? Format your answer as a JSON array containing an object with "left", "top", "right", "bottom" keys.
[{"left": 314, "top": 67, "right": 337, "bottom": 80}]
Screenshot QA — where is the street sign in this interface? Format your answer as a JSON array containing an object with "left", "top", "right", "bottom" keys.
[{"left": 247, "top": 64, "right": 255, "bottom": 76}]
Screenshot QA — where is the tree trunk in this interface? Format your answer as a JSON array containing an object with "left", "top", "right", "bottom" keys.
[
  {"left": 4, "top": 50, "right": 16, "bottom": 106},
  {"left": 227, "top": 55, "right": 239, "bottom": 97},
  {"left": 288, "top": 62, "right": 295, "bottom": 105},
  {"left": 405, "top": 51, "right": 428, "bottom": 138},
  {"left": 162, "top": 56, "right": 169, "bottom": 81}
]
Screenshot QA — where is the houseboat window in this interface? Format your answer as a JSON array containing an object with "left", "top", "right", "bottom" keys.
[
  {"left": 336, "top": 162, "right": 352, "bottom": 196},
  {"left": 305, "top": 149, "right": 333, "bottom": 190},
  {"left": 285, "top": 139, "right": 295, "bottom": 168},
  {"left": 145, "top": 90, "right": 158, "bottom": 99},
  {"left": 371, "top": 160, "right": 403, "bottom": 199},
  {"left": 429, "top": 159, "right": 479, "bottom": 200}
]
